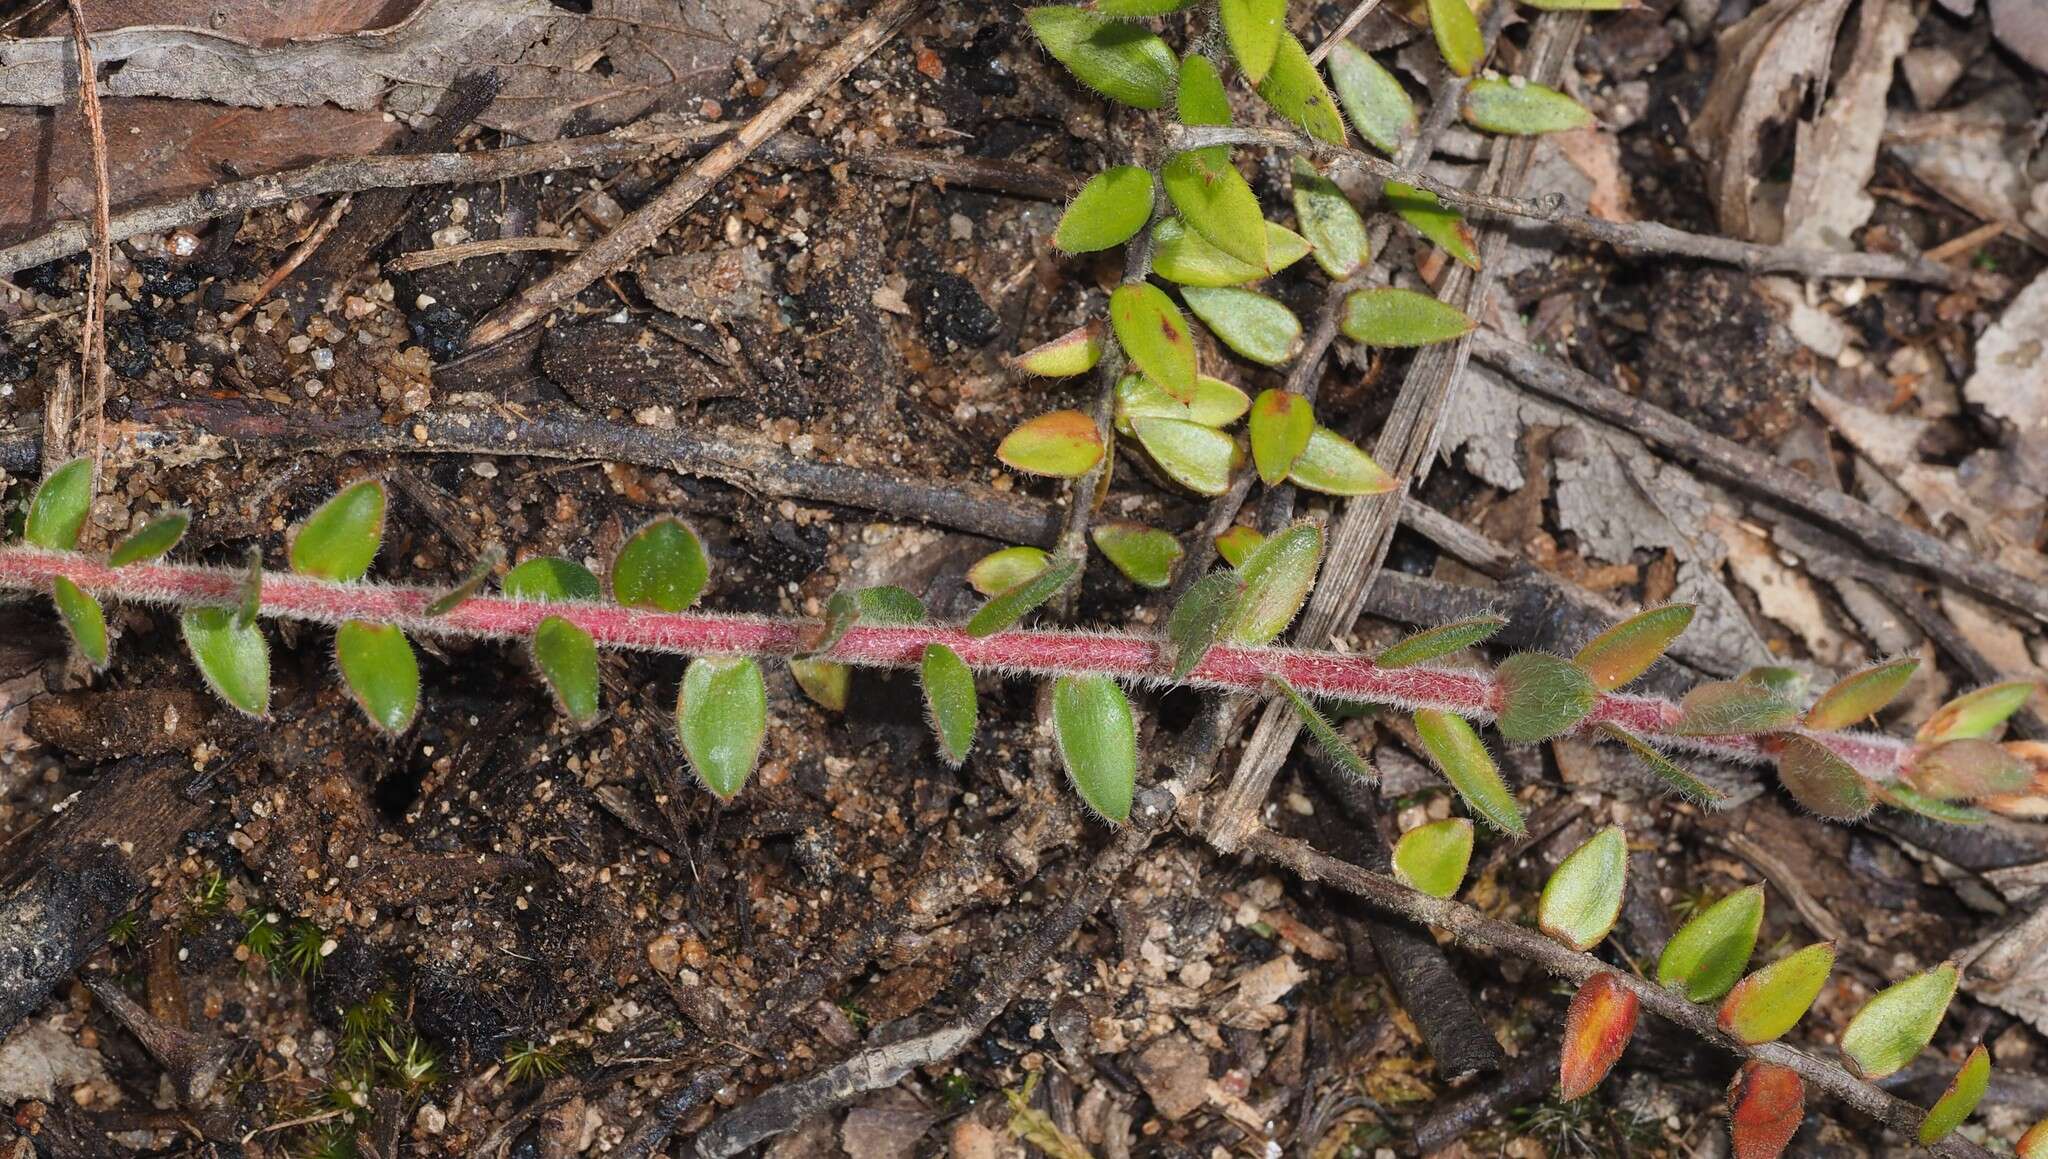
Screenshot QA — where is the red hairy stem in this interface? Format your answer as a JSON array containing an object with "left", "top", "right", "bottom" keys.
[{"left": 0, "top": 546, "right": 1914, "bottom": 781}]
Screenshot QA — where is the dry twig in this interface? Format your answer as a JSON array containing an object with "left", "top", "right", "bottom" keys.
[{"left": 64, "top": 0, "right": 109, "bottom": 477}]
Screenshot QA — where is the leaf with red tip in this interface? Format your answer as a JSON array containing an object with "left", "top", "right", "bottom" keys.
[
  {"left": 1908, "top": 737, "right": 2033, "bottom": 800},
  {"left": 998, "top": 411, "right": 1105, "bottom": 478},
  {"left": 1805, "top": 658, "right": 1918, "bottom": 731},
  {"left": 1918, "top": 1044, "right": 1990, "bottom": 1145},
  {"left": 1539, "top": 826, "right": 1628, "bottom": 951},
  {"left": 1728, "top": 1061, "right": 1804, "bottom": 1159},
  {"left": 1672, "top": 681, "right": 1799, "bottom": 737},
  {"left": 1111, "top": 282, "right": 1197, "bottom": 401},
  {"left": 1573, "top": 605, "right": 1694, "bottom": 691},
  {"left": 1775, "top": 735, "right": 1875, "bottom": 821},
  {"left": 1248, "top": 389, "right": 1314, "bottom": 485},
  {"left": 1919, "top": 680, "right": 2037, "bottom": 743},
  {"left": 1009, "top": 321, "right": 1104, "bottom": 377},
  {"left": 1559, "top": 973, "right": 1639, "bottom": 1100},
  {"left": 1214, "top": 525, "right": 1263, "bottom": 567},
  {"left": 1839, "top": 962, "right": 1958, "bottom": 1079},
  {"left": 2019, "top": 1117, "right": 2048, "bottom": 1158},
  {"left": 1719, "top": 943, "right": 1835, "bottom": 1045}
]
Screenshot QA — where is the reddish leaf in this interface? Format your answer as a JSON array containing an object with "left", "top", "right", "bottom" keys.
[
  {"left": 1727, "top": 1061, "right": 1804, "bottom": 1159},
  {"left": 1559, "top": 973, "right": 1639, "bottom": 1100},
  {"left": 1775, "top": 735, "right": 1875, "bottom": 821},
  {"left": 1907, "top": 737, "right": 2034, "bottom": 800},
  {"left": 2019, "top": 1117, "right": 2048, "bottom": 1159}
]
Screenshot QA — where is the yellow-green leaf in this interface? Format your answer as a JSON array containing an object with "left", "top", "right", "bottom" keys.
[
  {"left": 1166, "top": 570, "right": 1244, "bottom": 680},
  {"left": 1176, "top": 53, "right": 1231, "bottom": 127},
  {"left": 1341, "top": 286, "right": 1476, "bottom": 347},
  {"left": 1010, "top": 321, "right": 1105, "bottom": 377},
  {"left": 1291, "top": 159, "right": 1367, "bottom": 279},
  {"left": 998, "top": 410, "right": 1106, "bottom": 478},
  {"left": 855, "top": 586, "right": 927, "bottom": 626},
  {"left": 1392, "top": 817, "right": 1473, "bottom": 898},
  {"left": 289, "top": 479, "right": 386, "bottom": 581},
  {"left": 1426, "top": 0, "right": 1485, "bottom": 76},
  {"left": 531, "top": 616, "right": 600, "bottom": 724},
  {"left": 1055, "top": 166, "right": 1156, "bottom": 253},
  {"left": 1539, "top": 826, "right": 1628, "bottom": 951},
  {"left": 108, "top": 510, "right": 189, "bottom": 566},
  {"left": 1804, "top": 658, "right": 1918, "bottom": 731},
  {"left": 1248, "top": 389, "right": 1315, "bottom": 484},
  {"left": 1495, "top": 652, "right": 1597, "bottom": 742},
  {"left": 1718, "top": 942, "right": 1836, "bottom": 1045},
  {"left": 1657, "top": 884, "right": 1763, "bottom": 1003},
  {"left": 921, "top": 644, "right": 978, "bottom": 766},
  {"left": 335, "top": 620, "right": 421, "bottom": 734},
  {"left": 2024, "top": 1119, "right": 2048, "bottom": 1159},
  {"left": 1256, "top": 31, "right": 1348, "bottom": 145},
  {"left": 1918, "top": 680, "right": 2038, "bottom": 743},
  {"left": 1574, "top": 605, "right": 1693, "bottom": 691},
  {"left": 1026, "top": 6, "right": 1177, "bottom": 108},
  {"left": 1463, "top": 77, "right": 1594, "bottom": 135},
  {"left": 1376, "top": 615, "right": 1506, "bottom": 669},
  {"left": 1132, "top": 417, "right": 1239, "bottom": 495},
  {"left": 1840, "top": 963, "right": 1958, "bottom": 1079},
  {"left": 1671, "top": 681, "right": 1799, "bottom": 736},
  {"left": 1182, "top": 285, "right": 1301, "bottom": 366},
  {"left": 1386, "top": 181, "right": 1479, "bottom": 268},
  {"left": 1163, "top": 151, "right": 1268, "bottom": 272},
  {"left": 1219, "top": 0, "right": 1284, "bottom": 83},
  {"left": 1228, "top": 521, "right": 1322, "bottom": 645},
  {"left": 1110, "top": 282, "right": 1198, "bottom": 401},
  {"left": 503, "top": 557, "right": 602, "bottom": 602},
  {"left": 1918, "top": 1044, "right": 1990, "bottom": 1145},
  {"left": 1150, "top": 217, "right": 1312, "bottom": 286},
  {"left": 1114, "top": 372, "right": 1250, "bottom": 432},
  {"left": 182, "top": 607, "right": 270, "bottom": 718},
  {"left": 24, "top": 457, "right": 92, "bottom": 551},
  {"left": 967, "top": 546, "right": 1052, "bottom": 598},
  {"left": 677, "top": 656, "right": 768, "bottom": 800},
  {"left": 1092, "top": 522, "right": 1182, "bottom": 588},
  {"left": 1775, "top": 735, "right": 1875, "bottom": 821},
  {"left": 791, "top": 657, "right": 850, "bottom": 712},
  {"left": 612, "top": 517, "right": 709, "bottom": 613},
  {"left": 966, "top": 556, "right": 1082, "bottom": 637},
  {"left": 1053, "top": 675, "right": 1137, "bottom": 823},
  {"left": 52, "top": 577, "right": 108, "bottom": 669},
  {"left": 1214, "top": 525, "right": 1263, "bottom": 567},
  {"left": 1325, "top": 42, "right": 1415, "bottom": 156},
  {"left": 1413, "top": 709, "right": 1525, "bottom": 835},
  {"left": 1287, "top": 426, "right": 1396, "bottom": 496},
  {"left": 1881, "top": 783, "right": 1990, "bottom": 825}
]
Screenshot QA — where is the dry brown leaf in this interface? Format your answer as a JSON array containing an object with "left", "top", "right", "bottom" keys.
[
  {"left": 1780, "top": 0, "right": 1918, "bottom": 252},
  {"left": 1883, "top": 90, "right": 2041, "bottom": 230},
  {"left": 1963, "top": 269, "right": 2048, "bottom": 435}
]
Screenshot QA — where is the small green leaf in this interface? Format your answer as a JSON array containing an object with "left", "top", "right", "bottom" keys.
[
  {"left": 1110, "top": 282, "right": 1198, "bottom": 401},
  {"left": 1718, "top": 942, "right": 1836, "bottom": 1045},
  {"left": 24, "top": 457, "right": 92, "bottom": 550},
  {"left": 790, "top": 658, "right": 850, "bottom": 712},
  {"left": 1291, "top": 160, "right": 1367, "bottom": 279},
  {"left": 1055, "top": 166, "right": 1157, "bottom": 253},
  {"left": 1341, "top": 286, "right": 1476, "bottom": 347},
  {"left": 335, "top": 621, "right": 421, "bottom": 734},
  {"left": 1392, "top": 818, "right": 1473, "bottom": 898},
  {"left": 1840, "top": 963, "right": 1958, "bottom": 1080},
  {"left": 1413, "top": 710, "right": 1525, "bottom": 835},
  {"left": 531, "top": 616, "right": 601, "bottom": 725},
  {"left": 1494, "top": 652, "right": 1597, "bottom": 742},
  {"left": 1114, "top": 372, "right": 1250, "bottom": 431},
  {"left": 1775, "top": 735, "right": 1875, "bottom": 821},
  {"left": 425, "top": 546, "right": 505, "bottom": 617},
  {"left": 1151, "top": 217, "right": 1313, "bottom": 286},
  {"left": 1920, "top": 680, "right": 2038, "bottom": 743},
  {"left": 611, "top": 518, "right": 709, "bottom": 613},
  {"left": 289, "top": 479, "right": 386, "bottom": 581},
  {"left": 1539, "top": 826, "right": 1628, "bottom": 951},
  {"left": 998, "top": 410, "right": 1106, "bottom": 478},
  {"left": 855, "top": 586, "right": 927, "bottom": 626},
  {"left": 1248, "top": 389, "right": 1315, "bottom": 485},
  {"left": 1386, "top": 181, "right": 1480, "bottom": 268},
  {"left": 966, "top": 556, "right": 1082, "bottom": 637},
  {"left": 1575, "top": 605, "right": 1694, "bottom": 691},
  {"left": 1918, "top": 1044, "right": 1991, "bottom": 1145},
  {"left": 1163, "top": 152, "right": 1269, "bottom": 273},
  {"left": 1804, "top": 658, "right": 1918, "bottom": 731},
  {"left": 921, "top": 644, "right": 978, "bottom": 766},
  {"left": 1463, "top": 77, "right": 1595, "bottom": 135},
  {"left": 108, "top": 510, "right": 189, "bottom": 566},
  {"left": 1219, "top": 0, "right": 1284, "bottom": 83},
  {"left": 1052, "top": 675, "right": 1138, "bottom": 823},
  {"left": 1740, "top": 665, "right": 1809, "bottom": 701},
  {"left": 1273, "top": 676, "right": 1376, "bottom": 783},
  {"left": 1010, "top": 321, "right": 1105, "bottom": 377},
  {"left": 1657, "top": 884, "right": 1764, "bottom": 1003},
  {"left": 1176, "top": 54, "right": 1231, "bottom": 127},
  {"left": 1426, "top": 0, "right": 1485, "bottom": 76},
  {"left": 1256, "top": 32, "right": 1347, "bottom": 145},
  {"left": 677, "top": 656, "right": 769, "bottom": 800},
  {"left": 1376, "top": 615, "right": 1506, "bottom": 669},
  {"left": 1228, "top": 521, "right": 1322, "bottom": 645},
  {"left": 1132, "top": 417, "right": 1239, "bottom": 495},
  {"left": 502, "top": 557, "right": 602, "bottom": 602},
  {"left": 1325, "top": 42, "right": 1415, "bottom": 156},
  {"left": 52, "top": 577, "right": 108, "bottom": 668},
  {"left": 1092, "top": 523, "right": 1182, "bottom": 588},
  {"left": 1597, "top": 724, "right": 1724, "bottom": 804},
  {"left": 967, "top": 546, "right": 1053, "bottom": 598},
  {"left": 1026, "top": 6, "right": 1177, "bottom": 109},
  {"left": 1881, "top": 783, "right": 1990, "bottom": 825},
  {"left": 1166, "top": 571, "right": 1244, "bottom": 680},
  {"left": 1214, "top": 525, "right": 1263, "bottom": 567},
  {"left": 1287, "top": 426, "right": 1396, "bottom": 496},
  {"left": 1181, "top": 286, "right": 1301, "bottom": 366},
  {"left": 1671, "top": 681, "right": 1799, "bottom": 736},
  {"left": 1908, "top": 738, "right": 2033, "bottom": 800},
  {"left": 181, "top": 607, "right": 270, "bottom": 717}
]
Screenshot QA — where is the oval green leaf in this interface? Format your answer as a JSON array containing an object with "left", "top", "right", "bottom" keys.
[
  {"left": 677, "top": 656, "right": 768, "bottom": 800},
  {"left": 1167, "top": 570, "right": 1244, "bottom": 680},
  {"left": 1657, "top": 884, "right": 1764, "bottom": 1003},
  {"left": 181, "top": 607, "right": 270, "bottom": 717},
  {"left": 1182, "top": 285, "right": 1301, "bottom": 367},
  {"left": 1176, "top": 54, "right": 1231, "bottom": 127},
  {"left": 967, "top": 546, "right": 1052, "bottom": 598},
  {"left": 790, "top": 657, "right": 850, "bottom": 712},
  {"left": 1918, "top": 1044, "right": 1990, "bottom": 1145},
  {"left": 109, "top": 510, "right": 189, "bottom": 566},
  {"left": 532, "top": 616, "right": 600, "bottom": 725},
  {"left": 1392, "top": 817, "right": 1473, "bottom": 898},
  {"left": 1575, "top": 605, "right": 1694, "bottom": 691},
  {"left": 1291, "top": 159, "right": 1367, "bottom": 279},
  {"left": 1463, "top": 77, "right": 1594, "bottom": 135},
  {"left": 1288, "top": 426, "right": 1396, "bottom": 496},
  {"left": 502, "top": 557, "right": 602, "bottom": 602},
  {"left": 1718, "top": 942, "right": 1836, "bottom": 1045},
  {"left": 1413, "top": 709, "right": 1525, "bottom": 835},
  {"left": 921, "top": 644, "right": 978, "bottom": 766},
  {"left": 1881, "top": 782, "right": 1990, "bottom": 825},
  {"left": 52, "top": 576, "right": 108, "bottom": 669},
  {"left": 612, "top": 518, "right": 709, "bottom": 613},
  {"left": 1219, "top": 0, "right": 1284, "bottom": 83},
  {"left": 966, "top": 555, "right": 1082, "bottom": 637},
  {"left": 1163, "top": 151, "right": 1268, "bottom": 272},
  {"left": 1671, "top": 681, "right": 1799, "bottom": 737},
  {"left": 1386, "top": 181, "right": 1479, "bottom": 268},
  {"left": 1010, "top": 321, "right": 1105, "bottom": 378},
  {"left": 1248, "top": 389, "right": 1315, "bottom": 485},
  {"left": 1256, "top": 31, "right": 1347, "bottom": 145},
  {"left": 1341, "top": 286, "right": 1476, "bottom": 348},
  {"left": 998, "top": 410, "right": 1106, "bottom": 478},
  {"left": 1052, "top": 675, "right": 1137, "bottom": 823},
  {"left": 1055, "top": 166, "right": 1156, "bottom": 253},
  {"left": 1539, "top": 826, "right": 1628, "bottom": 952},
  {"left": 1025, "top": 6, "right": 1177, "bottom": 109},
  {"left": 1326, "top": 42, "right": 1415, "bottom": 156},
  {"left": 289, "top": 479, "right": 386, "bottom": 581},
  {"left": 1775, "top": 735, "right": 1875, "bottom": 821},
  {"left": 1495, "top": 652, "right": 1597, "bottom": 742},
  {"left": 856, "top": 586, "right": 927, "bottom": 626},
  {"left": 336, "top": 620, "right": 421, "bottom": 734},
  {"left": 1840, "top": 963, "right": 1958, "bottom": 1079},
  {"left": 1110, "top": 282, "right": 1198, "bottom": 401},
  {"left": 1092, "top": 522, "right": 1182, "bottom": 589},
  {"left": 1114, "top": 372, "right": 1251, "bottom": 431},
  {"left": 24, "top": 457, "right": 92, "bottom": 551},
  {"left": 1804, "top": 658, "right": 1918, "bottom": 732},
  {"left": 1426, "top": 0, "right": 1485, "bottom": 76},
  {"left": 1919, "top": 680, "right": 2038, "bottom": 743},
  {"left": 1376, "top": 615, "right": 1506, "bottom": 669},
  {"left": 1214, "top": 525, "right": 1264, "bottom": 567},
  {"left": 1132, "top": 417, "right": 1239, "bottom": 496},
  {"left": 1228, "top": 521, "right": 1322, "bottom": 645},
  {"left": 1151, "top": 217, "right": 1312, "bottom": 287}
]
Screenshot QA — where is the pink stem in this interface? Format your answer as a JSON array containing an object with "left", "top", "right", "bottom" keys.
[{"left": 0, "top": 547, "right": 1913, "bottom": 781}]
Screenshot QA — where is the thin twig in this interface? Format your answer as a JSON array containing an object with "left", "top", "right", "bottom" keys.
[
  {"left": 219, "top": 194, "right": 352, "bottom": 330},
  {"left": 1308, "top": 0, "right": 1385, "bottom": 64},
  {"left": 64, "top": 0, "right": 109, "bottom": 479},
  {"left": 467, "top": 0, "right": 933, "bottom": 348},
  {"left": 385, "top": 235, "right": 582, "bottom": 272}
]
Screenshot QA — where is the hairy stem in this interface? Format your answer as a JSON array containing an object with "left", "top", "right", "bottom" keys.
[{"left": 0, "top": 546, "right": 1914, "bottom": 782}]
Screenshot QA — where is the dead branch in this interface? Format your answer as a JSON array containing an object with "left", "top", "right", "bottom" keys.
[{"left": 64, "top": 0, "right": 109, "bottom": 480}]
